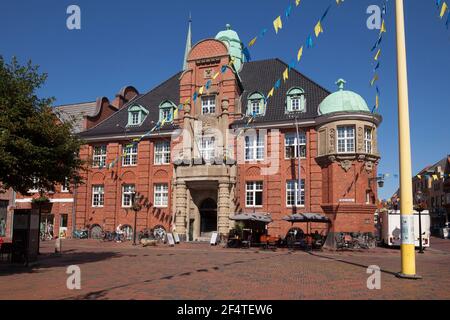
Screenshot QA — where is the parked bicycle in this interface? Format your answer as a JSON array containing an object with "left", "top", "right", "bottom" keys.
[{"left": 73, "top": 229, "right": 89, "bottom": 239}]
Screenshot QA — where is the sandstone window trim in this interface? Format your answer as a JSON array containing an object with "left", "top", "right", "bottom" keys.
[{"left": 337, "top": 125, "right": 355, "bottom": 153}]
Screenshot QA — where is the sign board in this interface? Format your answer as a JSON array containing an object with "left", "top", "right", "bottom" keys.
[
  {"left": 173, "top": 232, "right": 180, "bottom": 244},
  {"left": 401, "top": 215, "right": 415, "bottom": 245},
  {"left": 167, "top": 233, "right": 175, "bottom": 247},
  {"left": 210, "top": 232, "right": 218, "bottom": 246}
]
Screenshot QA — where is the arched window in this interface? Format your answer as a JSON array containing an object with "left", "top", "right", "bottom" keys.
[
  {"left": 286, "top": 87, "right": 306, "bottom": 113},
  {"left": 247, "top": 92, "right": 265, "bottom": 116},
  {"left": 127, "top": 104, "right": 149, "bottom": 126},
  {"left": 159, "top": 101, "right": 175, "bottom": 122}
]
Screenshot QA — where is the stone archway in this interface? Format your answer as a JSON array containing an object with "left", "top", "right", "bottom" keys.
[{"left": 199, "top": 198, "right": 217, "bottom": 236}]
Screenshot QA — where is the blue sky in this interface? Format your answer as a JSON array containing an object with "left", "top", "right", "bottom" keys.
[{"left": 1, "top": 0, "right": 449, "bottom": 200}]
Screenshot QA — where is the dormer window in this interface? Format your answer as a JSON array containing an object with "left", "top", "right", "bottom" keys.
[
  {"left": 286, "top": 88, "right": 306, "bottom": 113},
  {"left": 159, "top": 101, "right": 175, "bottom": 122},
  {"left": 127, "top": 105, "right": 148, "bottom": 126},
  {"left": 247, "top": 92, "right": 265, "bottom": 116}
]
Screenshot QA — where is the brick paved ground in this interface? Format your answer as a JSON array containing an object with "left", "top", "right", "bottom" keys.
[{"left": 1, "top": 237, "right": 449, "bottom": 300}]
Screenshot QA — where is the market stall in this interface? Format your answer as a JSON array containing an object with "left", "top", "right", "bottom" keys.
[
  {"left": 282, "top": 213, "right": 331, "bottom": 250},
  {"left": 228, "top": 213, "right": 273, "bottom": 248}
]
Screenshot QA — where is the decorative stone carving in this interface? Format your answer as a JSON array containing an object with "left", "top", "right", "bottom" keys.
[
  {"left": 365, "top": 161, "right": 374, "bottom": 173},
  {"left": 357, "top": 126, "right": 364, "bottom": 152},
  {"left": 184, "top": 103, "right": 191, "bottom": 115},
  {"left": 221, "top": 98, "right": 229, "bottom": 112},
  {"left": 204, "top": 68, "right": 213, "bottom": 79},
  {"left": 339, "top": 160, "right": 352, "bottom": 172},
  {"left": 329, "top": 128, "right": 336, "bottom": 154}
]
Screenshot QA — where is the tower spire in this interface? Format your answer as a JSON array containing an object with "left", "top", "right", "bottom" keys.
[{"left": 183, "top": 13, "right": 192, "bottom": 71}]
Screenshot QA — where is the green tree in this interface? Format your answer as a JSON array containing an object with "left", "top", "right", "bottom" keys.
[{"left": 0, "top": 56, "right": 84, "bottom": 194}]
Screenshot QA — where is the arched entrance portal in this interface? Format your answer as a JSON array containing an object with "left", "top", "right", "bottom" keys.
[{"left": 200, "top": 198, "right": 217, "bottom": 236}]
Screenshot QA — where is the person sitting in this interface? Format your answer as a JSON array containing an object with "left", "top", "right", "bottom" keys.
[{"left": 115, "top": 224, "right": 123, "bottom": 242}]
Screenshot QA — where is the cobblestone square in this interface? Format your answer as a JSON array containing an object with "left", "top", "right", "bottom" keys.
[{"left": 1, "top": 237, "right": 450, "bottom": 300}]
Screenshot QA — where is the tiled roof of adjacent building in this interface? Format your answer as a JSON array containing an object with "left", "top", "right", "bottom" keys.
[
  {"left": 54, "top": 101, "right": 98, "bottom": 133},
  {"left": 79, "top": 58, "right": 331, "bottom": 139}
]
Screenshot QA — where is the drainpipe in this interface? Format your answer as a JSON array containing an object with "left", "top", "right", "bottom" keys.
[
  {"left": 295, "top": 117, "right": 302, "bottom": 210},
  {"left": 72, "top": 183, "right": 78, "bottom": 238}
]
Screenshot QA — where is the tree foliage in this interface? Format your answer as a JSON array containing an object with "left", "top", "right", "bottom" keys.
[{"left": 0, "top": 56, "right": 84, "bottom": 194}]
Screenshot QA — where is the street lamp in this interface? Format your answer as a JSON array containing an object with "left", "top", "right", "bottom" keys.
[
  {"left": 415, "top": 190, "right": 426, "bottom": 254},
  {"left": 369, "top": 176, "right": 385, "bottom": 189}
]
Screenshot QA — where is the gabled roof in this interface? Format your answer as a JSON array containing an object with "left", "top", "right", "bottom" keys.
[
  {"left": 79, "top": 72, "right": 181, "bottom": 139},
  {"left": 234, "top": 58, "right": 331, "bottom": 125}
]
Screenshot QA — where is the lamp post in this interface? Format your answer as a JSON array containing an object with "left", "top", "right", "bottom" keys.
[
  {"left": 395, "top": 0, "right": 420, "bottom": 279},
  {"left": 415, "top": 190, "right": 425, "bottom": 254}
]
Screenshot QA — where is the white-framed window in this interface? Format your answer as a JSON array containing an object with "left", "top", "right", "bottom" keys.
[
  {"left": 122, "top": 184, "right": 135, "bottom": 208},
  {"left": 364, "top": 127, "right": 373, "bottom": 154},
  {"left": 92, "top": 145, "right": 107, "bottom": 168},
  {"left": 154, "top": 141, "right": 171, "bottom": 165},
  {"left": 337, "top": 126, "right": 355, "bottom": 153},
  {"left": 131, "top": 111, "right": 140, "bottom": 125},
  {"left": 251, "top": 100, "right": 261, "bottom": 115},
  {"left": 285, "top": 132, "right": 306, "bottom": 159},
  {"left": 161, "top": 108, "right": 172, "bottom": 121},
  {"left": 92, "top": 185, "right": 104, "bottom": 207},
  {"left": 61, "top": 178, "right": 70, "bottom": 193},
  {"left": 245, "top": 133, "right": 265, "bottom": 161},
  {"left": 202, "top": 95, "right": 216, "bottom": 114},
  {"left": 154, "top": 184, "right": 169, "bottom": 208},
  {"left": 199, "top": 136, "right": 216, "bottom": 161},
  {"left": 246, "top": 181, "right": 263, "bottom": 207},
  {"left": 286, "top": 180, "right": 305, "bottom": 207},
  {"left": 247, "top": 92, "right": 265, "bottom": 116},
  {"left": 122, "top": 144, "right": 138, "bottom": 166}
]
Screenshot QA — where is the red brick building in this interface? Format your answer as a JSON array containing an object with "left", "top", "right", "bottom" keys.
[{"left": 71, "top": 24, "right": 382, "bottom": 246}]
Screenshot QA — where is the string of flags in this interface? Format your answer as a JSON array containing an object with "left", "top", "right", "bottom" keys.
[
  {"left": 244, "top": 0, "right": 344, "bottom": 127},
  {"left": 436, "top": 0, "right": 450, "bottom": 29},
  {"left": 370, "top": 0, "right": 388, "bottom": 113},
  {"left": 379, "top": 172, "right": 450, "bottom": 181}
]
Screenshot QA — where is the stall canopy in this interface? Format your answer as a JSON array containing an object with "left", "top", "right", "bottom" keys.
[
  {"left": 282, "top": 213, "right": 330, "bottom": 223},
  {"left": 230, "top": 213, "right": 273, "bottom": 224}
]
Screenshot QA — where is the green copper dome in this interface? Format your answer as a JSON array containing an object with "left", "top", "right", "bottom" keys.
[
  {"left": 215, "top": 24, "right": 245, "bottom": 72},
  {"left": 318, "top": 79, "right": 370, "bottom": 115}
]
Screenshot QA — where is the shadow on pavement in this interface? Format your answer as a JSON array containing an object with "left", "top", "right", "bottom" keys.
[{"left": 0, "top": 251, "right": 122, "bottom": 277}]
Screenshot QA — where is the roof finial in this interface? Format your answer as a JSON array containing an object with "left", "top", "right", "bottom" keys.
[
  {"left": 226, "top": 23, "right": 231, "bottom": 30},
  {"left": 335, "top": 78, "right": 346, "bottom": 91}
]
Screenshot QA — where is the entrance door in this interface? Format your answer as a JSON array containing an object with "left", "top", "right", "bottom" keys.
[{"left": 200, "top": 198, "right": 217, "bottom": 236}]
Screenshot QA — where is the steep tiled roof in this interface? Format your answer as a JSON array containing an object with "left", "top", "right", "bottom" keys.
[
  {"left": 54, "top": 101, "right": 97, "bottom": 133},
  {"left": 79, "top": 58, "right": 331, "bottom": 139},
  {"left": 235, "top": 58, "right": 330, "bottom": 125},
  {"left": 79, "top": 72, "right": 181, "bottom": 139}
]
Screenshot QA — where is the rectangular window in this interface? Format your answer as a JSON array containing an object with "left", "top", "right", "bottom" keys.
[
  {"left": 131, "top": 111, "right": 140, "bottom": 125},
  {"left": 161, "top": 108, "right": 172, "bottom": 121},
  {"left": 337, "top": 126, "right": 355, "bottom": 153},
  {"left": 93, "top": 145, "right": 107, "bottom": 168},
  {"left": 202, "top": 96, "right": 216, "bottom": 114},
  {"left": 61, "top": 178, "right": 70, "bottom": 193},
  {"left": 364, "top": 127, "right": 373, "bottom": 154},
  {"left": 122, "top": 144, "right": 138, "bottom": 166},
  {"left": 246, "top": 181, "right": 263, "bottom": 207},
  {"left": 251, "top": 100, "right": 260, "bottom": 115},
  {"left": 0, "top": 200, "right": 8, "bottom": 237},
  {"left": 154, "top": 141, "right": 171, "bottom": 165},
  {"left": 92, "top": 185, "right": 104, "bottom": 207},
  {"left": 285, "top": 132, "right": 306, "bottom": 159},
  {"left": 245, "top": 133, "right": 265, "bottom": 161},
  {"left": 199, "top": 137, "right": 216, "bottom": 161},
  {"left": 60, "top": 214, "right": 68, "bottom": 228},
  {"left": 154, "top": 184, "right": 169, "bottom": 208},
  {"left": 286, "top": 180, "right": 305, "bottom": 207},
  {"left": 122, "top": 184, "right": 135, "bottom": 208}
]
